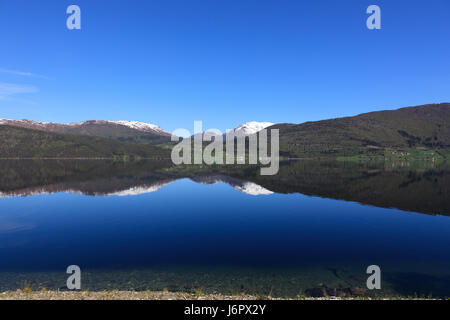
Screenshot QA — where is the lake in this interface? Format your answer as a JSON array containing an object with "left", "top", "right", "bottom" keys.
[{"left": 0, "top": 159, "right": 449, "bottom": 298}]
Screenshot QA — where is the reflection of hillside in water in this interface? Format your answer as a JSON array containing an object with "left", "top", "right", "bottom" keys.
[
  {"left": 0, "top": 175, "right": 273, "bottom": 198},
  {"left": 0, "top": 159, "right": 449, "bottom": 215},
  {"left": 242, "top": 160, "right": 450, "bottom": 216},
  {"left": 0, "top": 179, "right": 175, "bottom": 198}
]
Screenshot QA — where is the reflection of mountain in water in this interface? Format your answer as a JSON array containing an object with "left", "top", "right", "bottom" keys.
[
  {"left": 0, "top": 163, "right": 273, "bottom": 198},
  {"left": 0, "top": 159, "right": 449, "bottom": 215},
  {"left": 190, "top": 175, "right": 274, "bottom": 195},
  {"left": 0, "top": 176, "right": 273, "bottom": 198},
  {"left": 103, "top": 182, "right": 172, "bottom": 196}
]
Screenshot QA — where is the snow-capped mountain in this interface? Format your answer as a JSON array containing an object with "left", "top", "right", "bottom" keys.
[
  {"left": 0, "top": 118, "right": 170, "bottom": 135},
  {"left": 64, "top": 120, "right": 171, "bottom": 135},
  {"left": 1, "top": 118, "right": 275, "bottom": 143},
  {"left": 0, "top": 118, "right": 172, "bottom": 143},
  {"left": 232, "top": 121, "right": 275, "bottom": 136},
  {"left": 108, "top": 120, "right": 168, "bottom": 134},
  {"left": 192, "top": 121, "right": 275, "bottom": 140},
  {"left": 0, "top": 118, "right": 53, "bottom": 129}
]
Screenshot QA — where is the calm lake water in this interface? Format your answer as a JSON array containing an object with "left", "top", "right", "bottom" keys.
[{"left": 0, "top": 160, "right": 449, "bottom": 297}]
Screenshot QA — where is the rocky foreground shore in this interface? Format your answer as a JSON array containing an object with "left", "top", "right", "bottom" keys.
[
  {"left": 0, "top": 290, "right": 439, "bottom": 300},
  {"left": 0, "top": 290, "right": 267, "bottom": 300}
]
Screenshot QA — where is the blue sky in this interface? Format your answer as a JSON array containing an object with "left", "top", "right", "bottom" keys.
[{"left": 0, "top": 0, "right": 449, "bottom": 133}]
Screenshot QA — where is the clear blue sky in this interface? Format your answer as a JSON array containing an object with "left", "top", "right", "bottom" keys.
[{"left": 0, "top": 0, "right": 449, "bottom": 133}]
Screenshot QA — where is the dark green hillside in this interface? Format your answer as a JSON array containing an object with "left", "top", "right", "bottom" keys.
[
  {"left": 49, "top": 121, "right": 171, "bottom": 144},
  {"left": 272, "top": 103, "right": 450, "bottom": 158},
  {"left": 0, "top": 125, "right": 170, "bottom": 159}
]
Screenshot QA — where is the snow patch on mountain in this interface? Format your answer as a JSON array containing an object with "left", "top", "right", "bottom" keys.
[
  {"left": 66, "top": 120, "right": 169, "bottom": 134},
  {"left": 109, "top": 121, "right": 169, "bottom": 135},
  {"left": 0, "top": 118, "right": 51, "bottom": 126},
  {"left": 232, "top": 121, "right": 275, "bottom": 136}
]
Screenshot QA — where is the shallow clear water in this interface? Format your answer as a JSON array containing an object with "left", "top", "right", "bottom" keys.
[{"left": 0, "top": 160, "right": 449, "bottom": 297}]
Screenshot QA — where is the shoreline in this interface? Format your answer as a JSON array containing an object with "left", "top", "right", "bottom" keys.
[{"left": 0, "top": 290, "right": 441, "bottom": 300}]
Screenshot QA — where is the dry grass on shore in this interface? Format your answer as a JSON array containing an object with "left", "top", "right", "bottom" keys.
[
  {"left": 0, "top": 289, "right": 441, "bottom": 300},
  {"left": 0, "top": 289, "right": 264, "bottom": 300}
]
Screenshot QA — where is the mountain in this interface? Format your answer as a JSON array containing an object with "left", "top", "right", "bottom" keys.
[
  {"left": 0, "top": 125, "right": 170, "bottom": 159},
  {"left": 2, "top": 103, "right": 449, "bottom": 159},
  {"left": 271, "top": 103, "right": 450, "bottom": 158},
  {"left": 0, "top": 119, "right": 172, "bottom": 144}
]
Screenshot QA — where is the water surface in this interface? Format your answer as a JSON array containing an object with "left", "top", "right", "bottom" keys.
[{"left": 0, "top": 160, "right": 449, "bottom": 297}]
